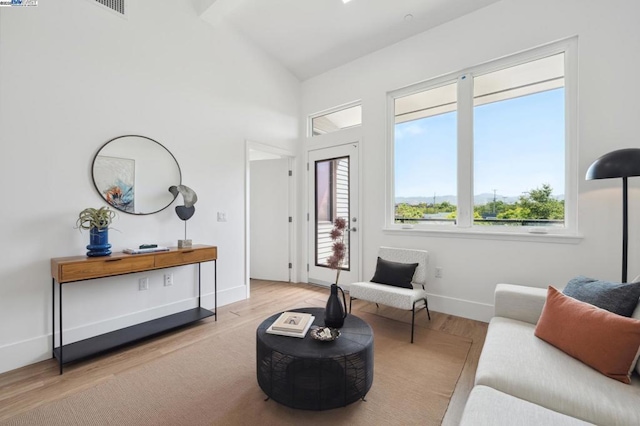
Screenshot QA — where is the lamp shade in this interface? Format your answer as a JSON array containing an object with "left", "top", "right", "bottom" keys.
[{"left": 586, "top": 148, "right": 640, "bottom": 180}]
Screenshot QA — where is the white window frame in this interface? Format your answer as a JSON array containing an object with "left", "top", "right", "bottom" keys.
[{"left": 385, "top": 37, "right": 581, "bottom": 243}]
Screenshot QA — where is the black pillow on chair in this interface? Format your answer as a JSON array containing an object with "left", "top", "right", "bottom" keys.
[{"left": 370, "top": 257, "right": 419, "bottom": 289}]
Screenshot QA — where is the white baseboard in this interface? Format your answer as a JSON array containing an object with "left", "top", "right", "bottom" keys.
[
  {"left": 0, "top": 335, "right": 52, "bottom": 375},
  {"left": 0, "top": 287, "right": 248, "bottom": 375},
  {"left": 426, "top": 293, "right": 494, "bottom": 323},
  {"left": 205, "top": 284, "right": 247, "bottom": 308}
]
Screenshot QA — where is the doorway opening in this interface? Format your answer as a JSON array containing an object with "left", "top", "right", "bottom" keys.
[{"left": 245, "top": 141, "right": 296, "bottom": 298}]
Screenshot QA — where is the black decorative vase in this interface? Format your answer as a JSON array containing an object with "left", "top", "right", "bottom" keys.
[
  {"left": 324, "top": 284, "right": 347, "bottom": 328},
  {"left": 86, "top": 227, "right": 111, "bottom": 257}
]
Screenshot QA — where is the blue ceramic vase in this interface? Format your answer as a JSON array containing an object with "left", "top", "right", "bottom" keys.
[{"left": 86, "top": 227, "right": 111, "bottom": 257}]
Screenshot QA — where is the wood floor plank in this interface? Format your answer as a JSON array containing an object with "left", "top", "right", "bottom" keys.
[{"left": 0, "top": 280, "right": 487, "bottom": 424}]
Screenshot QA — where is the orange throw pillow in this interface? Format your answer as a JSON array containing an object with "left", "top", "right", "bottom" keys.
[{"left": 535, "top": 286, "right": 640, "bottom": 384}]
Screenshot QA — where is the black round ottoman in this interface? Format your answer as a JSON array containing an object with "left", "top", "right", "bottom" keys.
[{"left": 256, "top": 307, "right": 374, "bottom": 410}]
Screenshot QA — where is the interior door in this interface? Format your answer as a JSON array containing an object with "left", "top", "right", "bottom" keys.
[
  {"left": 308, "top": 143, "right": 359, "bottom": 286},
  {"left": 250, "top": 157, "right": 291, "bottom": 282}
]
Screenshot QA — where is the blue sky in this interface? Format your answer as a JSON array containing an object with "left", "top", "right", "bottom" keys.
[{"left": 395, "top": 88, "right": 565, "bottom": 202}]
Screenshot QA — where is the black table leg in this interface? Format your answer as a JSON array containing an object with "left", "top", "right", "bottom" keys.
[
  {"left": 198, "top": 262, "right": 201, "bottom": 308},
  {"left": 59, "top": 283, "right": 63, "bottom": 375},
  {"left": 214, "top": 260, "right": 217, "bottom": 321},
  {"left": 51, "top": 278, "right": 55, "bottom": 358}
]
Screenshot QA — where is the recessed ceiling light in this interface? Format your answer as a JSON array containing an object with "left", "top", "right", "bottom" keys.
[
  {"left": 404, "top": 14, "right": 414, "bottom": 22},
  {"left": 342, "top": 0, "right": 352, "bottom": 3}
]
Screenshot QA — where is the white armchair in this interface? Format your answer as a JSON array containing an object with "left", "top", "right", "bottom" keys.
[{"left": 348, "top": 247, "right": 430, "bottom": 343}]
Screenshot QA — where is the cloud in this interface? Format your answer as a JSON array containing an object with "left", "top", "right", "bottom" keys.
[{"left": 395, "top": 123, "right": 425, "bottom": 139}]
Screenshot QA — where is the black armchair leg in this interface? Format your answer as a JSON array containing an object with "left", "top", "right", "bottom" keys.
[
  {"left": 411, "top": 304, "right": 416, "bottom": 343},
  {"left": 424, "top": 297, "right": 431, "bottom": 320}
]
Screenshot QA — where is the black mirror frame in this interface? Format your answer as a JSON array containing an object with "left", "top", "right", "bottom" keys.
[{"left": 91, "top": 135, "right": 182, "bottom": 215}]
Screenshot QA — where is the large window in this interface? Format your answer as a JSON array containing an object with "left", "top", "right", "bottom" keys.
[
  {"left": 389, "top": 39, "right": 576, "bottom": 235},
  {"left": 395, "top": 83, "right": 458, "bottom": 225}
]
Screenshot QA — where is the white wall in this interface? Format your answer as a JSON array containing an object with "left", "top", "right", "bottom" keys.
[
  {"left": 0, "top": 0, "right": 299, "bottom": 373},
  {"left": 300, "top": 0, "right": 640, "bottom": 321}
]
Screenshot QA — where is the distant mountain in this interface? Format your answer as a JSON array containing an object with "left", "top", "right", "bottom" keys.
[
  {"left": 395, "top": 193, "right": 564, "bottom": 205},
  {"left": 395, "top": 195, "right": 458, "bottom": 205}
]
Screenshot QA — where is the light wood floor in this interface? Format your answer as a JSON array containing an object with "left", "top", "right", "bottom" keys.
[{"left": 0, "top": 280, "right": 487, "bottom": 425}]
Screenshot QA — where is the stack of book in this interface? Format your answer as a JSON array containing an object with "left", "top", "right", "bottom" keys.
[
  {"left": 123, "top": 246, "right": 170, "bottom": 254},
  {"left": 266, "top": 311, "right": 315, "bottom": 338}
]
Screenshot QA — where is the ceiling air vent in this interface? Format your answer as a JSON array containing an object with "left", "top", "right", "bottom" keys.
[{"left": 92, "top": 0, "right": 125, "bottom": 16}]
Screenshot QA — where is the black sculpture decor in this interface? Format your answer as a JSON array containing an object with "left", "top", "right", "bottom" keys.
[
  {"left": 169, "top": 184, "right": 198, "bottom": 248},
  {"left": 586, "top": 148, "right": 640, "bottom": 282}
]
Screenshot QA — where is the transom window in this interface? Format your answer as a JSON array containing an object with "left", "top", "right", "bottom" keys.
[
  {"left": 389, "top": 39, "right": 577, "bottom": 235},
  {"left": 311, "top": 104, "right": 362, "bottom": 136}
]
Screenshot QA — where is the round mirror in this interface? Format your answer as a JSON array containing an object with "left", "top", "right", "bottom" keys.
[{"left": 92, "top": 135, "right": 181, "bottom": 215}]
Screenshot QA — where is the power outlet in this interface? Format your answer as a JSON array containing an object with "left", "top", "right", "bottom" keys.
[
  {"left": 435, "top": 267, "right": 443, "bottom": 278},
  {"left": 217, "top": 212, "right": 227, "bottom": 222},
  {"left": 139, "top": 277, "right": 149, "bottom": 291},
  {"left": 164, "top": 273, "right": 173, "bottom": 287}
]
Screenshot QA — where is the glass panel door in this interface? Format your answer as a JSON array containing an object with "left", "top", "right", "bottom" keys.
[{"left": 308, "top": 143, "right": 359, "bottom": 286}]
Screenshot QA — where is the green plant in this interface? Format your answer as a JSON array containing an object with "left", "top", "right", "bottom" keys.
[{"left": 75, "top": 206, "right": 117, "bottom": 231}]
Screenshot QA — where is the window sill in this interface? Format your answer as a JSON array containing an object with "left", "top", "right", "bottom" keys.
[{"left": 382, "top": 226, "right": 583, "bottom": 244}]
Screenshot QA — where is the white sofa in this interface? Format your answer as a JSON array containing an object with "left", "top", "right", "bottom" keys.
[{"left": 460, "top": 284, "right": 640, "bottom": 426}]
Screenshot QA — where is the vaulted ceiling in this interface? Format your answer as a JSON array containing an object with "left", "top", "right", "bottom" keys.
[{"left": 196, "top": 0, "right": 502, "bottom": 81}]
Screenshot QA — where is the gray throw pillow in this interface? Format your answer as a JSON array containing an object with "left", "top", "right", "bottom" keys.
[{"left": 563, "top": 276, "right": 640, "bottom": 317}]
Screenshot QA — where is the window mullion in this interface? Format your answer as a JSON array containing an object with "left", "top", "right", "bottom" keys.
[{"left": 457, "top": 74, "right": 474, "bottom": 228}]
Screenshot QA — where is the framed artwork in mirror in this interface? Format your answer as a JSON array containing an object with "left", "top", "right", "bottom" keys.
[
  {"left": 91, "top": 135, "right": 181, "bottom": 215},
  {"left": 93, "top": 156, "right": 135, "bottom": 212}
]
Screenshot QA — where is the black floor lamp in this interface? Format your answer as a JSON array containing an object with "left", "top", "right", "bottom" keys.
[{"left": 586, "top": 148, "right": 640, "bottom": 283}]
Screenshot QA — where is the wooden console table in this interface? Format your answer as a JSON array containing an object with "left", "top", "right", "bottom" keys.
[{"left": 50, "top": 245, "right": 217, "bottom": 374}]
